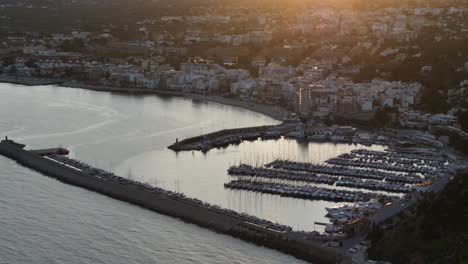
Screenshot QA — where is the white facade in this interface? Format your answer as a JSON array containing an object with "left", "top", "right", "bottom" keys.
[{"left": 361, "top": 100, "right": 373, "bottom": 112}]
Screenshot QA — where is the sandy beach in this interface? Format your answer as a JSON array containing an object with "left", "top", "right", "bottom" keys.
[
  {"left": 192, "top": 94, "right": 288, "bottom": 121},
  {"left": 0, "top": 76, "right": 288, "bottom": 121}
]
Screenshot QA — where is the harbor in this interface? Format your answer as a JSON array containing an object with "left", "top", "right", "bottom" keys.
[
  {"left": 224, "top": 147, "right": 464, "bottom": 242},
  {"left": 0, "top": 83, "right": 383, "bottom": 244},
  {"left": 165, "top": 116, "right": 464, "bottom": 241},
  {"left": 0, "top": 138, "right": 346, "bottom": 264},
  {"left": 1, "top": 83, "right": 466, "bottom": 264}
]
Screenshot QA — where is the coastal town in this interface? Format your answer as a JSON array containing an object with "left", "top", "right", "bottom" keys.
[
  {"left": 1, "top": 0, "right": 467, "bottom": 131},
  {"left": 165, "top": 111, "right": 467, "bottom": 262},
  {"left": 1, "top": 0, "right": 468, "bottom": 263}
]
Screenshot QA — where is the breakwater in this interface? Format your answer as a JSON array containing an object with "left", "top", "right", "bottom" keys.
[
  {"left": 0, "top": 139, "right": 344, "bottom": 264},
  {"left": 168, "top": 122, "right": 296, "bottom": 152}
]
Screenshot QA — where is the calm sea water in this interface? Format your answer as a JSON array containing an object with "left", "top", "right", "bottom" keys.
[{"left": 0, "top": 83, "right": 383, "bottom": 264}]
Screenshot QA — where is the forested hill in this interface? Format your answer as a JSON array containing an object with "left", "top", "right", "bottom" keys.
[{"left": 368, "top": 169, "right": 468, "bottom": 263}]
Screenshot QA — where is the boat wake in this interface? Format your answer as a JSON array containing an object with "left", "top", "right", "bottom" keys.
[{"left": 16, "top": 119, "right": 119, "bottom": 141}]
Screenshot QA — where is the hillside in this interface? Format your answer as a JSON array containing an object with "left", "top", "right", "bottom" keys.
[{"left": 368, "top": 169, "right": 468, "bottom": 263}]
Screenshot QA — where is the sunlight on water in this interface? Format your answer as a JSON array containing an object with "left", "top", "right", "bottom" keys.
[{"left": 0, "top": 83, "right": 310, "bottom": 264}]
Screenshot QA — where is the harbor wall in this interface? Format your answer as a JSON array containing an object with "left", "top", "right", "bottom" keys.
[
  {"left": 169, "top": 124, "right": 277, "bottom": 149},
  {"left": 0, "top": 140, "right": 242, "bottom": 231},
  {"left": 228, "top": 222, "right": 343, "bottom": 264},
  {"left": 0, "top": 140, "right": 342, "bottom": 264}
]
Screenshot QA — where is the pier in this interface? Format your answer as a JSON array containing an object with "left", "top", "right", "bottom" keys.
[
  {"left": 167, "top": 122, "right": 297, "bottom": 152},
  {"left": 0, "top": 139, "right": 346, "bottom": 264}
]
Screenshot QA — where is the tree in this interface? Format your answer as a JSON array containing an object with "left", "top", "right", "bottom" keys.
[
  {"left": 60, "top": 39, "right": 85, "bottom": 52},
  {"left": 420, "top": 88, "right": 448, "bottom": 113},
  {"left": 9, "top": 65, "right": 17, "bottom": 76},
  {"left": 372, "top": 106, "right": 398, "bottom": 127},
  {"left": 457, "top": 111, "right": 468, "bottom": 133},
  {"left": 2, "top": 57, "right": 15, "bottom": 67},
  {"left": 25, "top": 59, "right": 38, "bottom": 68}
]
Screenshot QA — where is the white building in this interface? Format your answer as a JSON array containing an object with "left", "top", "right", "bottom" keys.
[{"left": 361, "top": 100, "right": 373, "bottom": 112}]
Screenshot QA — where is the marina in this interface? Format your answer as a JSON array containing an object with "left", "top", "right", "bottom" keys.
[
  {"left": 1, "top": 83, "right": 465, "bottom": 264},
  {"left": 223, "top": 147, "right": 464, "bottom": 241},
  {"left": 0, "top": 83, "right": 388, "bottom": 237},
  {"left": 0, "top": 139, "right": 344, "bottom": 264}
]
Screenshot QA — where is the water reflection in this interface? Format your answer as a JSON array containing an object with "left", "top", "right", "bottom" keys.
[
  {"left": 115, "top": 138, "right": 384, "bottom": 231},
  {"left": 0, "top": 83, "right": 384, "bottom": 231}
]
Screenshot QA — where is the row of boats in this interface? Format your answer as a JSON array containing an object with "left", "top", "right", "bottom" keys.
[
  {"left": 228, "top": 164, "right": 338, "bottom": 184},
  {"left": 348, "top": 151, "right": 447, "bottom": 168},
  {"left": 335, "top": 178, "right": 412, "bottom": 193},
  {"left": 265, "top": 159, "right": 424, "bottom": 184},
  {"left": 326, "top": 157, "right": 438, "bottom": 174},
  {"left": 224, "top": 179, "right": 398, "bottom": 203},
  {"left": 352, "top": 148, "right": 451, "bottom": 163},
  {"left": 46, "top": 154, "right": 293, "bottom": 232},
  {"left": 228, "top": 164, "right": 413, "bottom": 193},
  {"left": 325, "top": 200, "right": 383, "bottom": 224}
]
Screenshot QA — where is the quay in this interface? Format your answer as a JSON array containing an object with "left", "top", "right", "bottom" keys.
[
  {"left": 167, "top": 122, "right": 296, "bottom": 152},
  {"left": 0, "top": 139, "right": 347, "bottom": 264}
]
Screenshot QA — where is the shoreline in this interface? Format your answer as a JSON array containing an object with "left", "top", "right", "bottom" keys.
[
  {"left": 0, "top": 75, "right": 287, "bottom": 121},
  {"left": 62, "top": 82, "right": 289, "bottom": 121},
  {"left": 0, "top": 75, "right": 63, "bottom": 86}
]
